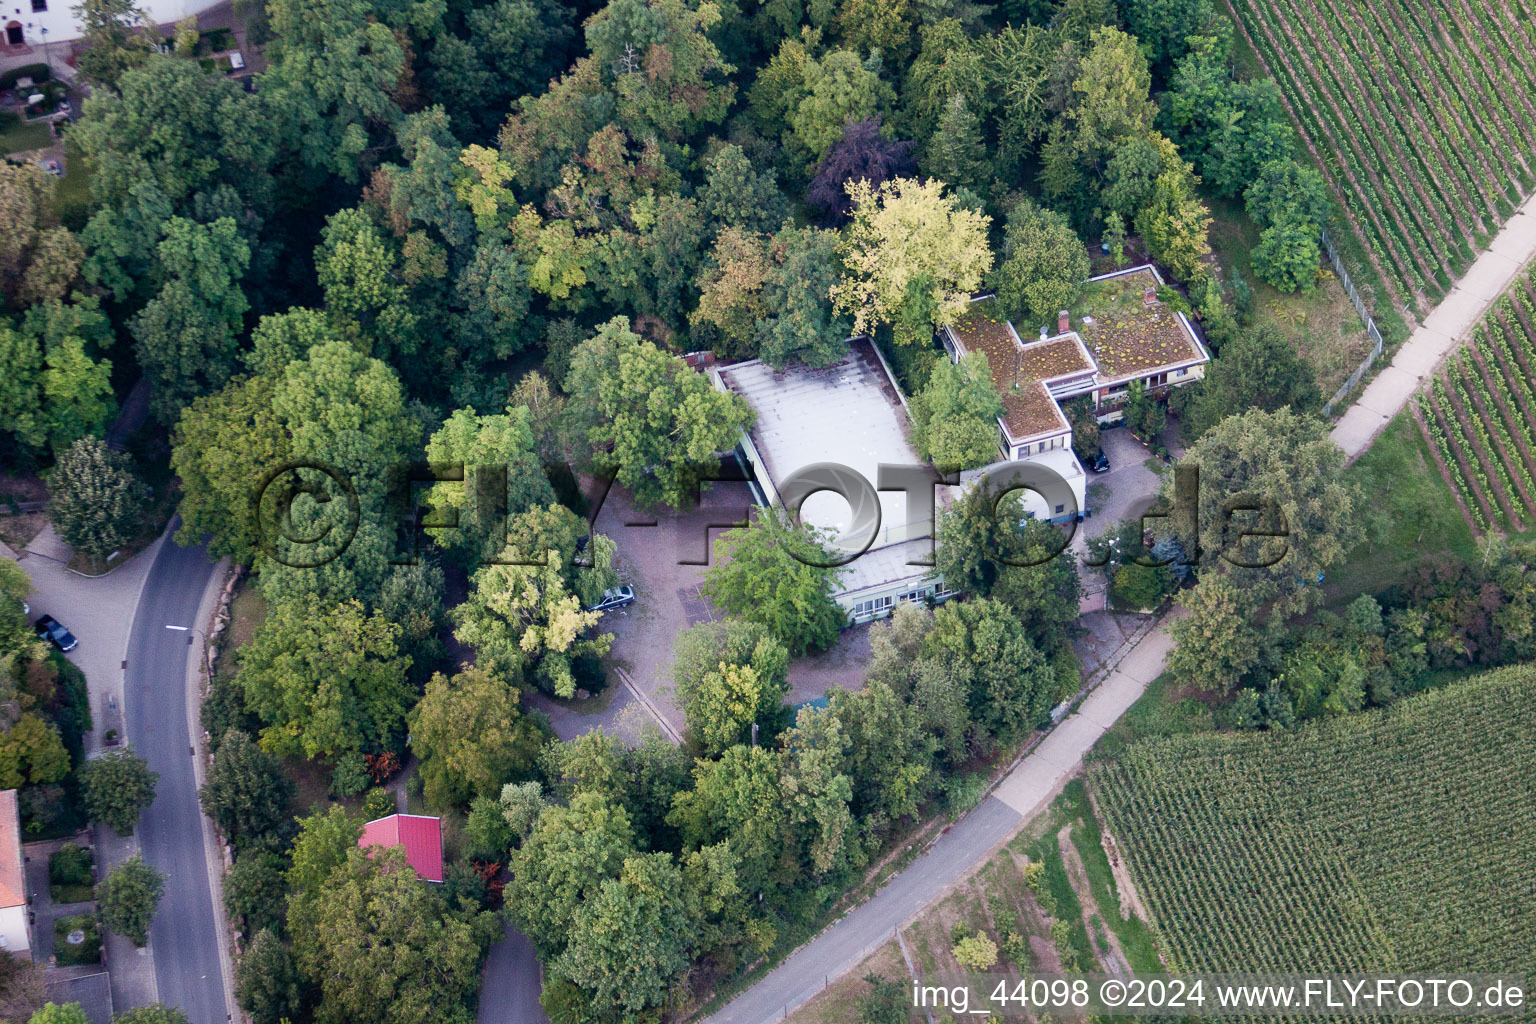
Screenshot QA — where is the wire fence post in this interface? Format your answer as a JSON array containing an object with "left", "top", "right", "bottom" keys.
[{"left": 1320, "top": 226, "right": 1388, "bottom": 416}]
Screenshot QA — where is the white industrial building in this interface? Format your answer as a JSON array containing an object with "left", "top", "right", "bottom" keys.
[{"left": 714, "top": 340, "right": 956, "bottom": 625}]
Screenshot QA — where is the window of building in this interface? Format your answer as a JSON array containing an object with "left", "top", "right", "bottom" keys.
[
  {"left": 1177, "top": 368, "right": 1188, "bottom": 377},
  {"left": 29, "top": 0, "right": 44, "bottom": 11},
  {"left": 1055, "top": 504, "right": 1065, "bottom": 515}
]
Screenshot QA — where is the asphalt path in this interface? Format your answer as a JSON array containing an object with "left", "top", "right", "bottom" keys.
[
  {"left": 477, "top": 923, "right": 550, "bottom": 1024},
  {"left": 123, "top": 529, "right": 227, "bottom": 1024}
]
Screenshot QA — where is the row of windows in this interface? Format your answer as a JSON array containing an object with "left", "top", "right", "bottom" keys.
[{"left": 851, "top": 586, "right": 938, "bottom": 617}]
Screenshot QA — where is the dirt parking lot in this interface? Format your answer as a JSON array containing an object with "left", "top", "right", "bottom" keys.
[{"left": 594, "top": 481, "right": 757, "bottom": 739}]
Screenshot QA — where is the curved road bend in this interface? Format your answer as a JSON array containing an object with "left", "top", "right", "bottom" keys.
[{"left": 124, "top": 527, "right": 227, "bottom": 1024}]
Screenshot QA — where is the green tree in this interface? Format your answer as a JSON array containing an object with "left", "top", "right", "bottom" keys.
[
  {"left": 170, "top": 375, "right": 292, "bottom": 566},
  {"left": 668, "top": 745, "right": 784, "bottom": 894},
  {"left": 756, "top": 225, "right": 855, "bottom": 368},
  {"left": 30, "top": 1005, "right": 87, "bottom": 1024},
  {"left": 833, "top": 177, "right": 993, "bottom": 345},
  {"left": 290, "top": 848, "right": 497, "bottom": 1024},
  {"left": 791, "top": 50, "right": 894, "bottom": 166},
  {"left": 702, "top": 513, "right": 848, "bottom": 656},
  {"left": 236, "top": 928, "right": 302, "bottom": 1024},
  {"left": 1116, "top": 0, "right": 1212, "bottom": 70},
  {"left": 112, "top": 1005, "right": 189, "bottom": 1024},
  {"left": 1166, "top": 572, "right": 1271, "bottom": 693},
  {"left": 923, "top": 597, "right": 1061, "bottom": 742},
  {"left": 553, "top": 853, "right": 693, "bottom": 1016},
  {"left": 692, "top": 227, "right": 772, "bottom": 359},
  {"left": 912, "top": 352, "right": 1004, "bottom": 470},
  {"left": 81, "top": 747, "right": 158, "bottom": 835},
  {"left": 1165, "top": 407, "right": 1364, "bottom": 613},
  {"left": 409, "top": 664, "right": 545, "bottom": 809},
  {"left": 422, "top": 404, "right": 555, "bottom": 556},
  {"left": 72, "top": 57, "right": 271, "bottom": 300},
  {"left": 313, "top": 208, "right": 420, "bottom": 361},
  {"left": 1133, "top": 166, "right": 1212, "bottom": 284},
  {"left": 72, "top": 0, "right": 154, "bottom": 86},
  {"left": 564, "top": 317, "right": 753, "bottom": 509},
  {"left": 453, "top": 520, "right": 615, "bottom": 698},
  {"left": 223, "top": 852, "right": 288, "bottom": 937},
  {"left": 672, "top": 620, "right": 790, "bottom": 716},
  {"left": 46, "top": 437, "right": 148, "bottom": 563},
  {"left": 130, "top": 217, "right": 250, "bottom": 424},
  {"left": 236, "top": 599, "right": 413, "bottom": 760},
  {"left": 0, "top": 163, "right": 83, "bottom": 309},
  {"left": 1246, "top": 158, "right": 1330, "bottom": 233},
  {"left": 682, "top": 662, "right": 776, "bottom": 758},
  {"left": 585, "top": 0, "right": 736, "bottom": 140},
  {"left": 995, "top": 199, "right": 1091, "bottom": 327},
  {"left": 0, "top": 714, "right": 68, "bottom": 790},
  {"left": 507, "top": 791, "right": 635, "bottom": 958},
  {"left": 286, "top": 806, "right": 363, "bottom": 906},
  {"left": 934, "top": 486, "right": 1080, "bottom": 653},
  {"left": 260, "top": 0, "right": 406, "bottom": 181},
  {"left": 1122, "top": 379, "right": 1165, "bottom": 439},
  {"left": 699, "top": 144, "right": 790, "bottom": 236},
  {"left": 96, "top": 854, "right": 165, "bottom": 946},
  {"left": 1181, "top": 322, "right": 1321, "bottom": 438},
  {"left": 198, "top": 731, "right": 295, "bottom": 852},
  {"left": 1039, "top": 27, "right": 1157, "bottom": 213},
  {"left": 1252, "top": 217, "right": 1322, "bottom": 293},
  {"left": 921, "top": 94, "right": 990, "bottom": 196},
  {"left": 857, "top": 974, "right": 908, "bottom": 1024}
]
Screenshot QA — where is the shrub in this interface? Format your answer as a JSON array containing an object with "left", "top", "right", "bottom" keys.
[
  {"left": 48, "top": 844, "right": 94, "bottom": 904},
  {"left": 953, "top": 932, "right": 999, "bottom": 970}
]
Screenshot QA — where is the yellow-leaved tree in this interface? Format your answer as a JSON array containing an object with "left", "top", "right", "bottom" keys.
[{"left": 832, "top": 177, "right": 993, "bottom": 345}]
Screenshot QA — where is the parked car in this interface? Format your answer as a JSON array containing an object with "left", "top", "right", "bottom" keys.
[
  {"left": 34, "top": 615, "right": 78, "bottom": 652},
  {"left": 1092, "top": 454, "right": 1111, "bottom": 473},
  {"left": 585, "top": 586, "right": 635, "bottom": 612}
]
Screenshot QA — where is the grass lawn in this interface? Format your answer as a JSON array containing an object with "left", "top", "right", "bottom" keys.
[
  {"left": 1322, "top": 410, "right": 1477, "bottom": 607},
  {"left": 1205, "top": 196, "right": 1377, "bottom": 397},
  {"left": 53, "top": 914, "right": 101, "bottom": 966},
  {"left": 53, "top": 138, "right": 93, "bottom": 229},
  {"left": 0, "top": 111, "right": 50, "bottom": 155},
  {"left": 214, "top": 584, "right": 267, "bottom": 681}
]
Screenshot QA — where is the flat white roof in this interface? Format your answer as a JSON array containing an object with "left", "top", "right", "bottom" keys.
[{"left": 717, "top": 340, "right": 932, "bottom": 547}]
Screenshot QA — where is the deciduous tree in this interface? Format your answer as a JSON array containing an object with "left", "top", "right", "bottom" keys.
[
  {"left": 198, "top": 730, "right": 296, "bottom": 852},
  {"left": 833, "top": 177, "right": 993, "bottom": 345},
  {"left": 409, "top": 664, "right": 545, "bottom": 809},
  {"left": 995, "top": 198, "right": 1091, "bottom": 326},
  {"left": 97, "top": 854, "right": 165, "bottom": 946},
  {"left": 912, "top": 352, "right": 1004, "bottom": 469},
  {"left": 81, "top": 746, "right": 157, "bottom": 835},
  {"left": 236, "top": 599, "right": 413, "bottom": 760},
  {"left": 564, "top": 317, "right": 753, "bottom": 508},
  {"left": 702, "top": 513, "right": 847, "bottom": 656},
  {"left": 290, "top": 847, "right": 497, "bottom": 1024},
  {"left": 46, "top": 437, "right": 148, "bottom": 563}
]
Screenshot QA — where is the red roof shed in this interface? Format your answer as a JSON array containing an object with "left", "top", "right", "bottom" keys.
[{"left": 358, "top": 813, "right": 445, "bottom": 883}]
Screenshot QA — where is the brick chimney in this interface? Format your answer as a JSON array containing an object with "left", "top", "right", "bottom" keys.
[
  {"left": 1144, "top": 285, "right": 1157, "bottom": 306},
  {"left": 1058, "top": 310, "right": 1070, "bottom": 334}
]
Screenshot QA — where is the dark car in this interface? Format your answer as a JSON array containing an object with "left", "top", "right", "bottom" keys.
[
  {"left": 585, "top": 586, "right": 635, "bottom": 613},
  {"left": 33, "top": 615, "right": 78, "bottom": 652},
  {"left": 1092, "top": 454, "right": 1111, "bottom": 473}
]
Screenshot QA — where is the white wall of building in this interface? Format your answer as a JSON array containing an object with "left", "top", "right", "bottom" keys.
[
  {"left": 2, "top": 0, "right": 211, "bottom": 52},
  {"left": 0, "top": 905, "right": 28, "bottom": 955}
]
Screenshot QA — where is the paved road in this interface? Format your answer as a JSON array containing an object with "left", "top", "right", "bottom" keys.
[
  {"left": 123, "top": 530, "right": 227, "bottom": 1024},
  {"left": 477, "top": 923, "right": 549, "bottom": 1024},
  {"left": 1331, "top": 193, "right": 1536, "bottom": 460},
  {"left": 702, "top": 616, "right": 1178, "bottom": 1024}
]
